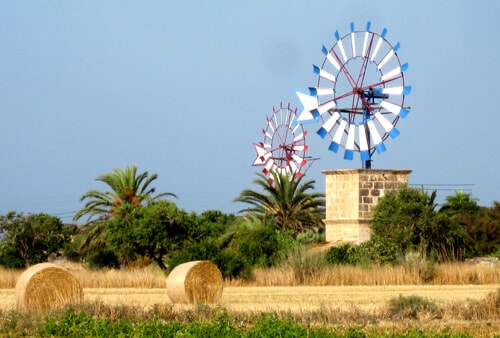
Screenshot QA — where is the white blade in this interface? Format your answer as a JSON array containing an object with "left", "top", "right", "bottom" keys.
[
  {"left": 318, "top": 68, "right": 336, "bottom": 82},
  {"left": 323, "top": 111, "right": 341, "bottom": 133},
  {"left": 332, "top": 119, "right": 347, "bottom": 144},
  {"left": 263, "top": 130, "right": 273, "bottom": 140},
  {"left": 345, "top": 124, "right": 356, "bottom": 151},
  {"left": 370, "top": 37, "right": 383, "bottom": 62},
  {"left": 367, "top": 120, "right": 383, "bottom": 145},
  {"left": 292, "top": 154, "right": 306, "bottom": 166},
  {"left": 374, "top": 111, "right": 395, "bottom": 132},
  {"left": 380, "top": 100, "right": 402, "bottom": 115},
  {"left": 362, "top": 31, "right": 370, "bottom": 57},
  {"left": 314, "top": 87, "right": 335, "bottom": 96},
  {"left": 358, "top": 124, "right": 369, "bottom": 152},
  {"left": 337, "top": 39, "right": 348, "bottom": 63},
  {"left": 377, "top": 49, "right": 395, "bottom": 70},
  {"left": 382, "top": 65, "right": 402, "bottom": 81},
  {"left": 350, "top": 32, "right": 357, "bottom": 57},
  {"left": 382, "top": 86, "right": 404, "bottom": 95},
  {"left": 318, "top": 101, "right": 336, "bottom": 115},
  {"left": 325, "top": 49, "right": 341, "bottom": 71},
  {"left": 293, "top": 132, "right": 306, "bottom": 143},
  {"left": 293, "top": 145, "right": 307, "bottom": 151}
]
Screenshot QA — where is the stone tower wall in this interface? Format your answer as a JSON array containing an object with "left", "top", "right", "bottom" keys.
[{"left": 322, "top": 169, "right": 411, "bottom": 244}]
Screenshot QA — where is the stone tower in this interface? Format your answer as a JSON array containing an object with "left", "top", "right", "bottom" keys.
[{"left": 322, "top": 169, "right": 412, "bottom": 244}]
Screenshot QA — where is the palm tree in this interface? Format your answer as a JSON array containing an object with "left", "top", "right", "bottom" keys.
[
  {"left": 73, "top": 165, "right": 177, "bottom": 223},
  {"left": 234, "top": 171, "right": 325, "bottom": 233}
]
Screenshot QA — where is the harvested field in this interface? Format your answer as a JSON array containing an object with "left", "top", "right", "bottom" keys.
[{"left": 1, "top": 284, "right": 499, "bottom": 313}]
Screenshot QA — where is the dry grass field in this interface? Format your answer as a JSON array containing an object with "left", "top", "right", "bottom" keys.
[{"left": 1, "top": 261, "right": 499, "bottom": 336}]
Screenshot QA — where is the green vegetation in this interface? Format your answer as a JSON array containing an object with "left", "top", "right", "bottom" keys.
[
  {"left": 1, "top": 167, "right": 499, "bottom": 279},
  {"left": 1, "top": 300, "right": 496, "bottom": 337}
]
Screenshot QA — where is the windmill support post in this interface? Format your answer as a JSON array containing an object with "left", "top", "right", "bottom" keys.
[{"left": 322, "top": 169, "right": 411, "bottom": 244}]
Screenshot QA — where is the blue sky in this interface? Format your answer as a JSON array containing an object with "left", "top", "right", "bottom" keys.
[{"left": 0, "top": 1, "right": 498, "bottom": 222}]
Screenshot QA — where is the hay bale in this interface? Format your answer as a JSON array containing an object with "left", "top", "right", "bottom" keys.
[
  {"left": 15, "top": 262, "right": 83, "bottom": 312},
  {"left": 166, "top": 260, "right": 223, "bottom": 304}
]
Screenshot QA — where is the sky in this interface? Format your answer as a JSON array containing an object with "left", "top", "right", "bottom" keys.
[{"left": 0, "top": 1, "right": 499, "bottom": 223}]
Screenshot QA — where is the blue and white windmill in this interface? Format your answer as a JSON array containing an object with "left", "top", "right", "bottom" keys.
[{"left": 294, "top": 22, "right": 411, "bottom": 169}]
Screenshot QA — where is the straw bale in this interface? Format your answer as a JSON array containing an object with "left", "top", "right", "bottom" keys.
[
  {"left": 15, "top": 262, "right": 83, "bottom": 312},
  {"left": 166, "top": 260, "right": 223, "bottom": 304}
]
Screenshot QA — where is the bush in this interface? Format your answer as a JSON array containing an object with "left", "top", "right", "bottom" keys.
[
  {"left": 401, "top": 251, "right": 436, "bottom": 283},
  {"left": 296, "top": 229, "right": 324, "bottom": 245},
  {"left": 279, "top": 245, "right": 326, "bottom": 284},
  {"left": 86, "top": 248, "right": 120, "bottom": 269},
  {"left": 388, "top": 295, "right": 442, "bottom": 319},
  {"left": 325, "top": 244, "right": 351, "bottom": 265}
]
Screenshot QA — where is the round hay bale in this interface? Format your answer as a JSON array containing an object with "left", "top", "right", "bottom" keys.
[
  {"left": 15, "top": 262, "right": 83, "bottom": 312},
  {"left": 166, "top": 260, "right": 223, "bottom": 304}
]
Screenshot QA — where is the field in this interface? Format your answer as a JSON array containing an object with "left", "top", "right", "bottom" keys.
[{"left": 1, "top": 262, "right": 499, "bottom": 337}]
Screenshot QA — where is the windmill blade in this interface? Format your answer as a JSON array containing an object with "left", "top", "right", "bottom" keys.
[
  {"left": 328, "top": 118, "right": 347, "bottom": 153},
  {"left": 317, "top": 111, "right": 340, "bottom": 139},
  {"left": 322, "top": 45, "right": 341, "bottom": 71},
  {"left": 292, "top": 144, "right": 308, "bottom": 152},
  {"left": 263, "top": 129, "right": 273, "bottom": 140},
  {"left": 313, "top": 65, "right": 336, "bottom": 83},
  {"left": 293, "top": 88, "right": 319, "bottom": 124},
  {"left": 382, "top": 86, "right": 412, "bottom": 95},
  {"left": 292, "top": 153, "right": 307, "bottom": 166},
  {"left": 293, "top": 131, "right": 306, "bottom": 143},
  {"left": 380, "top": 100, "right": 405, "bottom": 116},
  {"left": 367, "top": 120, "right": 387, "bottom": 154},
  {"left": 335, "top": 30, "right": 348, "bottom": 62},
  {"left": 362, "top": 22, "right": 372, "bottom": 57},
  {"left": 262, "top": 158, "right": 275, "bottom": 175},
  {"left": 358, "top": 124, "right": 371, "bottom": 161},
  {"left": 377, "top": 42, "right": 400, "bottom": 70},
  {"left": 317, "top": 101, "right": 336, "bottom": 116},
  {"left": 350, "top": 22, "right": 357, "bottom": 57},
  {"left": 252, "top": 143, "right": 271, "bottom": 166},
  {"left": 288, "top": 160, "right": 299, "bottom": 176},
  {"left": 344, "top": 123, "right": 356, "bottom": 160},
  {"left": 381, "top": 62, "right": 408, "bottom": 81},
  {"left": 374, "top": 111, "right": 400, "bottom": 138},
  {"left": 370, "top": 27, "right": 387, "bottom": 62},
  {"left": 309, "top": 87, "right": 334, "bottom": 97}
]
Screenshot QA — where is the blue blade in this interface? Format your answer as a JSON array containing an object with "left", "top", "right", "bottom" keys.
[
  {"left": 328, "top": 141, "right": 340, "bottom": 153},
  {"left": 393, "top": 42, "right": 400, "bottom": 52},
  {"left": 322, "top": 45, "right": 328, "bottom": 55},
  {"left": 308, "top": 87, "right": 317, "bottom": 96},
  {"left": 375, "top": 143, "right": 387, "bottom": 154},
  {"left": 366, "top": 21, "right": 371, "bottom": 31},
  {"left": 401, "top": 63, "right": 409, "bottom": 72},
  {"left": 317, "top": 127, "right": 328, "bottom": 139},
  {"left": 334, "top": 30, "right": 340, "bottom": 41},
  {"left": 350, "top": 22, "right": 355, "bottom": 33},
  {"left": 344, "top": 149, "right": 354, "bottom": 160},
  {"left": 403, "top": 86, "right": 412, "bottom": 95},
  {"left": 361, "top": 150, "right": 371, "bottom": 162},
  {"left": 311, "top": 109, "right": 320, "bottom": 119},
  {"left": 399, "top": 108, "right": 410, "bottom": 118},
  {"left": 313, "top": 65, "right": 320, "bottom": 75},
  {"left": 388, "top": 127, "right": 400, "bottom": 139},
  {"left": 381, "top": 28, "right": 388, "bottom": 38}
]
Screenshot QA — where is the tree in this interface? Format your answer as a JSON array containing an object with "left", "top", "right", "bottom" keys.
[
  {"left": 73, "top": 165, "right": 177, "bottom": 223},
  {"left": 234, "top": 171, "right": 325, "bottom": 233},
  {"left": 106, "top": 200, "right": 191, "bottom": 270},
  {"left": 370, "top": 188, "right": 470, "bottom": 262},
  {"left": 0, "top": 212, "right": 73, "bottom": 268}
]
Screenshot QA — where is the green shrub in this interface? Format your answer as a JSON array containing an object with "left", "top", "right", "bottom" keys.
[
  {"left": 388, "top": 295, "right": 442, "bottom": 319},
  {"left": 325, "top": 244, "right": 351, "bottom": 265},
  {"left": 86, "top": 248, "right": 120, "bottom": 269},
  {"left": 296, "top": 229, "right": 324, "bottom": 245},
  {"left": 401, "top": 251, "right": 436, "bottom": 283},
  {"left": 280, "top": 245, "right": 326, "bottom": 284}
]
